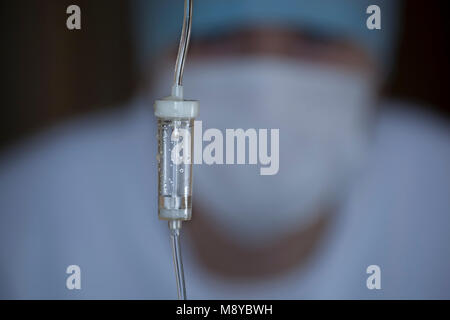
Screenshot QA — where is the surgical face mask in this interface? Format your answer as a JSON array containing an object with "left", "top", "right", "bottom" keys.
[{"left": 152, "top": 56, "right": 375, "bottom": 247}]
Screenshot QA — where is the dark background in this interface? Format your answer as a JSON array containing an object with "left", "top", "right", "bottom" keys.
[{"left": 1, "top": 0, "right": 449, "bottom": 151}]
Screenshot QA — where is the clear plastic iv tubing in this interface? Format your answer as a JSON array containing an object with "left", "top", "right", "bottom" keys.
[
  {"left": 169, "top": 220, "right": 186, "bottom": 300},
  {"left": 169, "top": 0, "right": 193, "bottom": 300},
  {"left": 174, "top": 0, "right": 193, "bottom": 87}
]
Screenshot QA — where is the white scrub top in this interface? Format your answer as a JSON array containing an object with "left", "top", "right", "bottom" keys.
[{"left": 0, "top": 98, "right": 449, "bottom": 299}]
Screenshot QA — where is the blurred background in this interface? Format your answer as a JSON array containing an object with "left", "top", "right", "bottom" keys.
[
  {"left": 1, "top": 0, "right": 449, "bottom": 152},
  {"left": 0, "top": 0, "right": 450, "bottom": 300}
]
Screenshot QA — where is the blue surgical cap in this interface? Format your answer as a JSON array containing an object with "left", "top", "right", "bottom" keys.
[{"left": 133, "top": 0, "right": 401, "bottom": 69}]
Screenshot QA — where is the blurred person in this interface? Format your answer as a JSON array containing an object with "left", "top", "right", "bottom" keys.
[{"left": 0, "top": 0, "right": 449, "bottom": 299}]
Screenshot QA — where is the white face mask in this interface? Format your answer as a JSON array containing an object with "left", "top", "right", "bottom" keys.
[{"left": 152, "top": 56, "right": 375, "bottom": 247}]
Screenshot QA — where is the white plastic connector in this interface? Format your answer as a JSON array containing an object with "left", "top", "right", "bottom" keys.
[
  {"left": 154, "top": 85, "right": 199, "bottom": 119},
  {"left": 171, "top": 85, "right": 184, "bottom": 99}
]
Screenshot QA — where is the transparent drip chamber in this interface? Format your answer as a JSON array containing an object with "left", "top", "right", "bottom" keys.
[
  {"left": 153, "top": 0, "right": 197, "bottom": 300},
  {"left": 157, "top": 118, "right": 194, "bottom": 221},
  {"left": 154, "top": 97, "right": 198, "bottom": 301}
]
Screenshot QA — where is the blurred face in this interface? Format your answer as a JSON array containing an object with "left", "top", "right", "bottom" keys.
[
  {"left": 188, "top": 27, "right": 375, "bottom": 72},
  {"left": 152, "top": 27, "right": 377, "bottom": 247}
]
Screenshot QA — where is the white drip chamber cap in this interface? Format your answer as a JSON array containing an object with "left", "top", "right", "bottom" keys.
[
  {"left": 154, "top": 85, "right": 199, "bottom": 119},
  {"left": 154, "top": 98, "right": 199, "bottom": 119}
]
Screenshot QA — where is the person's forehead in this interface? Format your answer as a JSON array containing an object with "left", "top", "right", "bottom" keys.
[
  {"left": 190, "top": 26, "right": 348, "bottom": 47},
  {"left": 186, "top": 27, "right": 375, "bottom": 73}
]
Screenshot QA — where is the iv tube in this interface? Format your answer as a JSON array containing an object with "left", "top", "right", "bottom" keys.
[
  {"left": 154, "top": 0, "right": 198, "bottom": 300},
  {"left": 174, "top": 0, "right": 193, "bottom": 88},
  {"left": 169, "top": 220, "right": 186, "bottom": 300}
]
